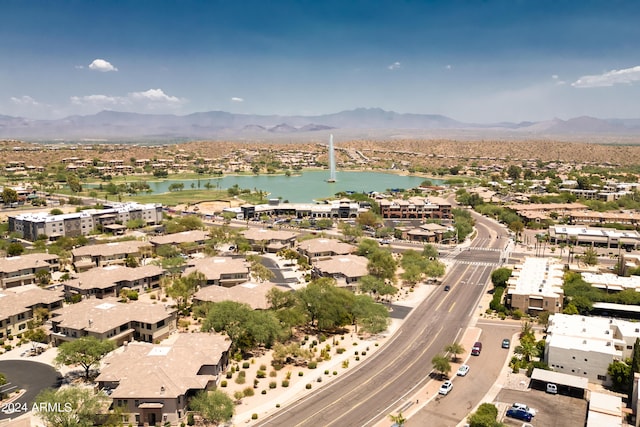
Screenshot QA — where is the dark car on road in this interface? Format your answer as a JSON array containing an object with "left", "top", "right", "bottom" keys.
[{"left": 506, "top": 407, "right": 533, "bottom": 422}]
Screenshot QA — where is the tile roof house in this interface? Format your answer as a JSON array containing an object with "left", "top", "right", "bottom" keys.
[
  {"left": 193, "top": 281, "right": 280, "bottom": 309},
  {"left": 241, "top": 228, "right": 298, "bottom": 253},
  {"left": 96, "top": 333, "right": 231, "bottom": 426},
  {"left": 0, "top": 284, "right": 63, "bottom": 340},
  {"left": 71, "top": 240, "right": 153, "bottom": 271},
  {"left": 50, "top": 297, "right": 177, "bottom": 346},
  {"left": 63, "top": 265, "right": 165, "bottom": 299},
  {"left": 313, "top": 254, "right": 369, "bottom": 289},
  {"left": 150, "top": 230, "right": 209, "bottom": 254},
  {"left": 183, "top": 257, "right": 250, "bottom": 287},
  {"left": 297, "top": 238, "right": 356, "bottom": 261},
  {"left": 0, "top": 253, "right": 60, "bottom": 289}
]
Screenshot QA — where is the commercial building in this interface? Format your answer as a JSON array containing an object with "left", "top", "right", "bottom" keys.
[
  {"left": 241, "top": 228, "right": 298, "bottom": 253},
  {"left": 505, "top": 257, "right": 564, "bottom": 315},
  {"left": 297, "top": 238, "right": 356, "bottom": 261},
  {"left": 548, "top": 225, "right": 640, "bottom": 250},
  {"left": 8, "top": 202, "right": 163, "bottom": 241},
  {"left": 544, "top": 313, "right": 640, "bottom": 385},
  {"left": 378, "top": 196, "right": 451, "bottom": 221},
  {"left": 312, "top": 254, "right": 369, "bottom": 289}
]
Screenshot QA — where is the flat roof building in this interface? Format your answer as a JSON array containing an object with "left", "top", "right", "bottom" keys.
[{"left": 505, "top": 257, "right": 564, "bottom": 315}]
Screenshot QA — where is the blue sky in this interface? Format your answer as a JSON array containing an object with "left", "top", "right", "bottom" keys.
[{"left": 2, "top": 0, "right": 640, "bottom": 122}]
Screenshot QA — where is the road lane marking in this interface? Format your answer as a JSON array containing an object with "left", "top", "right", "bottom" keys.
[{"left": 448, "top": 302, "right": 456, "bottom": 313}]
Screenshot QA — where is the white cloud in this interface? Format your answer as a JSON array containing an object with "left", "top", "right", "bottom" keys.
[
  {"left": 70, "top": 94, "right": 123, "bottom": 106},
  {"left": 231, "top": 97, "right": 244, "bottom": 102},
  {"left": 129, "top": 88, "right": 183, "bottom": 104},
  {"left": 88, "top": 59, "right": 118, "bottom": 72},
  {"left": 388, "top": 61, "right": 401, "bottom": 70},
  {"left": 445, "top": 64, "right": 452, "bottom": 70},
  {"left": 551, "top": 74, "right": 559, "bottom": 80},
  {"left": 69, "top": 88, "right": 185, "bottom": 111},
  {"left": 571, "top": 65, "right": 640, "bottom": 88},
  {"left": 10, "top": 95, "right": 41, "bottom": 106}
]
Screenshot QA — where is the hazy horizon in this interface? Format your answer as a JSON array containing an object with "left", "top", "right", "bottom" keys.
[{"left": 2, "top": 1, "right": 640, "bottom": 123}]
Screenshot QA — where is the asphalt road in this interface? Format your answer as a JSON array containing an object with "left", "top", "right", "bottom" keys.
[
  {"left": 257, "top": 212, "right": 508, "bottom": 426},
  {"left": 0, "top": 360, "right": 61, "bottom": 420},
  {"left": 407, "top": 319, "right": 521, "bottom": 427}
]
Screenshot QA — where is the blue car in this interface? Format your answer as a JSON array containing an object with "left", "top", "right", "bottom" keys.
[{"left": 506, "top": 408, "right": 533, "bottom": 422}]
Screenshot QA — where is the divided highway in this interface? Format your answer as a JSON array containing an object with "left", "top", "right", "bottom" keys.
[{"left": 258, "top": 213, "right": 508, "bottom": 426}]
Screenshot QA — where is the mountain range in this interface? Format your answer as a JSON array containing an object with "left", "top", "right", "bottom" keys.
[{"left": 1, "top": 108, "right": 639, "bottom": 142}]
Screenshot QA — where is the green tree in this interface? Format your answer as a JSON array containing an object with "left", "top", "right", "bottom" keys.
[
  {"left": 356, "top": 238, "right": 380, "bottom": 258},
  {"left": 490, "top": 268, "right": 512, "bottom": 288},
  {"left": 166, "top": 271, "right": 204, "bottom": 314},
  {"left": 582, "top": 247, "right": 599, "bottom": 266},
  {"left": 357, "top": 210, "right": 380, "bottom": 228},
  {"left": 247, "top": 255, "right": 275, "bottom": 282},
  {"left": 297, "top": 278, "right": 353, "bottom": 330},
  {"left": 422, "top": 244, "right": 439, "bottom": 259},
  {"left": 445, "top": 342, "right": 465, "bottom": 363},
  {"left": 54, "top": 337, "right": 116, "bottom": 380},
  {"left": 34, "top": 386, "right": 111, "bottom": 427},
  {"left": 358, "top": 275, "right": 398, "bottom": 300},
  {"left": 1, "top": 187, "right": 18, "bottom": 204},
  {"left": 66, "top": 174, "right": 82, "bottom": 193},
  {"left": 431, "top": 354, "right": 451, "bottom": 379},
  {"left": 188, "top": 390, "right": 234, "bottom": 425},
  {"left": 467, "top": 403, "right": 501, "bottom": 427},
  {"left": 389, "top": 412, "right": 406, "bottom": 427},
  {"left": 7, "top": 242, "right": 25, "bottom": 256},
  {"left": 339, "top": 222, "right": 363, "bottom": 242},
  {"left": 50, "top": 208, "right": 64, "bottom": 215},
  {"left": 367, "top": 250, "right": 397, "bottom": 282},
  {"left": 608, "top": 359, "right": 632, "bottom": 393},
  {"left": 350, "top": 294, "right": 390, "bottom": 334}
]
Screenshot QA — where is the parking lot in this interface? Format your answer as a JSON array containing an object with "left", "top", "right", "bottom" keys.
[{"left": 496, "top": 387, "right": 587, "bottom": 427}]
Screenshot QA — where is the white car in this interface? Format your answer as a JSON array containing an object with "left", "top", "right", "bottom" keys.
[
  {"left": 439, "top": 380, "right": 453, "bottom": 395},
  {"left": 512, "top": 402, "right": 536, "bottom": 417},
  {"left": 456, "top": 364, "right": 470, "bottom": 376}
]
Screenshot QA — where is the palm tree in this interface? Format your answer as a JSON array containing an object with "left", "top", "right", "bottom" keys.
[
  {"left": 389, "top": 412, "right": 406, "bottom": 427},
  {"left": 445, "top": 342, "right": 465, "bottom": 363}
]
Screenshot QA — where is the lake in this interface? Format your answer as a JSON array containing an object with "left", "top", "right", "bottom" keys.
[{"left": 137, "top": 171, "right": 443, "bottom": 202}]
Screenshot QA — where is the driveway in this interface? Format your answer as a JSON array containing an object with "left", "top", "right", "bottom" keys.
[{"left": 0, "top": 360, "right": 61, "bottom": 420}]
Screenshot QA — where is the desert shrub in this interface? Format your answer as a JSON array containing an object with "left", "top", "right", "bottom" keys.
[
  {"left": 282, "top": 380, "right": 289, "bottom": 387},
  {"left": 242, "top": 361, "right": 250, "bottom": 369},
  {"left": 256, "top": 370, "right": 266, "bottom": 378},
  {"left": 220, "top": 380, "right": 227, "bottom": 387},
  {"left": 306, "top": 383, "right": 312, "bottom": 389},
  {"left": 243, "top": 387, "right": 254, "bottom": 397},
  {"left": 251, "top": 414, "right": 258, "bottom": 420},
  {"left": 308, "top": 361, "right": 317, "bottom": 369},
  {"left": 269, "top": 381, "right": 277, "bottom": 389},
  {"left": 269, "top": 370, "right": 277, "bottom": 378}
]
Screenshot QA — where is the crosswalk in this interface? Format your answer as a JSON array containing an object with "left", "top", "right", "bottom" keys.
[{"left": 454, "top": 259, "right": 502, "bottom": 267}]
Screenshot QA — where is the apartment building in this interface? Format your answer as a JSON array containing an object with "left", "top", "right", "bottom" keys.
[
  {"left": 545, "top": 313, "right": 640, "bottom": 385},
  {"left": 50, "top": 297, "right": 177, "bottom": 346},
  {"left": 63, "top": 265, "right": 165, "bottom": 299},
  {"left": 71, "top": 240, "right": 153, "bottom": 271},
  {"left": 96, "top": 333, "right": 231, "bottom": 426},
  {"left": 378, "top": 196, "right": 451, "bottom": 221},
  {"left": 0, "top": 253, "right": 60, "bottom": 289},
  {"left": 241, "top": 228, "right": 298, "bottom": 253},
  {"left": 297, "top": 238, "right": 356, "bottom": 261},
  {"left": 183, "top": 257, "right": 250, "bottom": 287},
  {"left": 0, "top": 284, "right": 63, "bottom": 339},
  {"left": 8, "top": 202, "right": 163, "bottom": 241},
  {"left": 150, "top": 230, "right": 209, "bottom": 254},
  {"left": 505, "top": 257, "right": 564, "bottom": 315}
]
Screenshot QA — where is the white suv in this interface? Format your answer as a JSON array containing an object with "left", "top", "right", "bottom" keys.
[{"left": 512, "top": 402, "right": 536, "bottom": 416}]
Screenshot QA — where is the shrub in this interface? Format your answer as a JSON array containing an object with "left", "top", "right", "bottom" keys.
[
  {"left": 324, "top": 370, "right": 330, "bottom": 375},
  {"left": 260, "top": 364, "right": 267, "bottom": 370},
  {"left": 319, "top": 334, "right": 326, "bottom": 342},
  {"left": 308, "top": 361, "right": 317, "bottom": 369},
  {"left": 355, "top": 356, "right": 360, "bottom": 361},
  {"left": 286, "top": 371, "right": 292, "bottom": 380},
  {"left": 342, "top": 360, "right": 349, "bottom": 368},
  {"left": 187, "top": 413, "right": 195, "bottom": 426},
  {"left": 333, "top": 371, "right": 338, "bottom": 375},
  {"left": 251, "top": 413, "right": 258, "bottom": 420},
  {"left": 306, "top": 383, "right": 312, "bottom": 389},
  {"left": 361, "top": 351, "right": 367, "bottom": 356},
  {"left": 336, "top": 348, "right": 345, "bottom": 354},
  {"left": 311, "top": 340, "right": 317, "bottom": 346},
  {"left": 256, "top": 370, "right": 266, "bottom": 378},
  {"left": 220, "top": 380, "right": 227, "bottom": 387},
  {"left": 355, "top": 351, "right": 359, "bottom": 355},
  {"left": 243, "top": 387, "right": 255, "bottom": 397},
  {"left": 298, "top": 371, "right": 304, "bottom": 377},
  {"left": 281, "top": 380, "right": 289, "bottom": 387},
  {"left": 242, "top": 361, "right": 250, "bottom": 369},
  {"left": 4, "top": 345, "right": 11, "bottom": 351},
  {"left": 272, "top": 362, "right": 283, "bottom": 371},
  {"left": 235, "top": 372, "right": 246, "bottom": 384},
  {"left": 276, "top": 403, "right": 281, "bottom": 408},
  {"left": 269, "top": 370, "right": 277, "bottom": 378},
  {"left": 269, "top": 381, "right": 277, "bottom": 389},
  {"left": 261, "top": 390, "right": 267, "bottom": 394},
  {"left": 226, "top": 371, "right": 233, "bottom": 379},
  {"left": 512, "top": 309, "right": 524, "bottom": 320}
]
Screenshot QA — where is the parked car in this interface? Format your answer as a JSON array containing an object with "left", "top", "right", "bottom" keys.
[
  {"left": 506, "top": 408, "right": 533, "bottom": 422},
  {"left": 456, "top": 364, "right": 470, "bottom": 376},
  {"left": 471, "top": 341, "right": 482, "bottom": 356},
  {"left": 502, "top": 338, "right": 511, "bottom": 349},
  {"left": 439, "top": 380, "right": 453, "bottom": 395},
  {"left": 511, "top": 403, "right": 536, "bottom": 416},
  {"left": 546, "top": 383, "right": 558, "bottom": 394}
]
